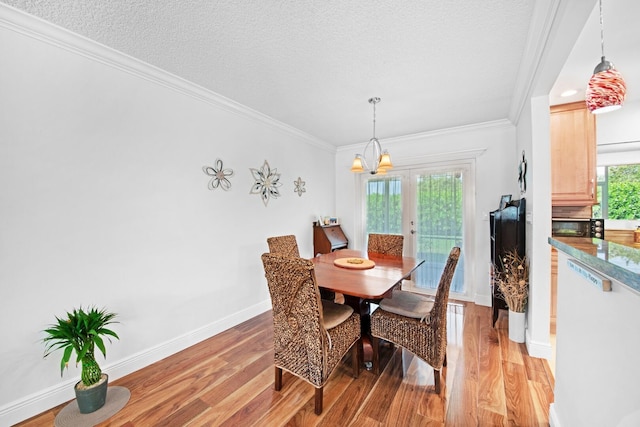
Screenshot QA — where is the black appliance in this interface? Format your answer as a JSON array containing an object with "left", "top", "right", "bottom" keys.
[{"left": 551, "top": 218, "right": 604, "bottom": 239}]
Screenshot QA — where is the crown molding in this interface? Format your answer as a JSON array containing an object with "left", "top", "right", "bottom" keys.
[
  {"left": 0, "top": 4, "right": 335, "bottom": 153},
  {"left": 508, "top": 0, "right": 562, "bottom": 125},
  {"left": 337, "top": 119, "right": 512, "bottom": 153}
]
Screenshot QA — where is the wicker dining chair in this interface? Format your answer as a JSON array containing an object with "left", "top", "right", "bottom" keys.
[
  {"left": 370, "top": 246, "right": 460, "bottom": 394},
  {"left": 367, "top": 233, "right": 405, "bottom": 299},
  {"left": 267, "top": 235, "right": 336, "bottom": 301},
  {"left": 261, "top": 253, "right": 361, "bottom": 415},
  {"left": 367, "top": 233, "right": 404, "bottom": 258},
  {"left": 267, "top": 234, "right": 300, "bottom": 258}
]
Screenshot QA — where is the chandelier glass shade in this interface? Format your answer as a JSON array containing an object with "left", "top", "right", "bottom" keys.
[
  {"left": 351, "top": 97, "right": 393, "bottom": 175},
  {"left": 585, "top": 0, "right": 626, "bottom": 114}
]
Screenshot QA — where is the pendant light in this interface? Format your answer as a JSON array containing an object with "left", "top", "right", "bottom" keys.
[
  {"left": 585, "top": 0, "right": 626, "bottom": 114},
  {"left": 351, "top": 97, "right": 393, "bottom": 175}
]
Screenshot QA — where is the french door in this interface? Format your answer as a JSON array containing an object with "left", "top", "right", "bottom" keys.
[{"left": 363, "top": 162, "right": 473, "bottom": 298}]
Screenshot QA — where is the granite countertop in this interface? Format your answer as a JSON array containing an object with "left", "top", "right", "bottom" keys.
[{"left": 548, "top": 236, "right": 640, "bottom": 293}]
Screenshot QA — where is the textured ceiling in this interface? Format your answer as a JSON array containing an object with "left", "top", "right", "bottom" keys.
[{"left": 2, "top": 0, "right": 611, "bottom": 146}]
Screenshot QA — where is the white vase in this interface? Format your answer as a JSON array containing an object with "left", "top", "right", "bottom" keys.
[{"left": 508, "top": 310, "right": 525, "bottom": 343}]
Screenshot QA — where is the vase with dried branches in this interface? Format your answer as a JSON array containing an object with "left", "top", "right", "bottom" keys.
[
  {"left": 494, "top": 249, "right": 529, "bottom": 312},
  {"left": 494, "top": 250, "right": 528, "bottom": 342}
]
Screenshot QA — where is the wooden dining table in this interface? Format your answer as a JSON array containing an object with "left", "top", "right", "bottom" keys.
[{"left": 312, "top": 249, "right": 425, "bottom": 366}]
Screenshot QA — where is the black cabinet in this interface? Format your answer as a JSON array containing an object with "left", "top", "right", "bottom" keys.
[{"left": 490, "top": 198, "right": 526, "bottom": 326}]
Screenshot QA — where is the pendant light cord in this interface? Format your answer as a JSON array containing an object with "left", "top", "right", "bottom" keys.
[
  {"left": 368, "top": 97, "right": 381, "bottom": 141},
  {"left": 371, "top": 98, "right": 377, "bottom": 140},
  {"left": 599, "top": 0, "right": 605, "bottom": 58}
]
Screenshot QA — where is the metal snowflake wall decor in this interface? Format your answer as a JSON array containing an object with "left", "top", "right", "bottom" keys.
[
  {"left": 518, "top": 150, "right": 527, "bottom": 194},
  {"left": 250, "top": 160, "right": 282, "bottom": 206},
  {"left": 294, "top": 177, "right": 306, "bottom": 197},
  {"left": 203, "top": 159, "right": 234, "bottom": 191}
]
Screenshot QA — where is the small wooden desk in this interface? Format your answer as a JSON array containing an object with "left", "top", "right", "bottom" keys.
[{"left": 312, "top": 249, "right": 425, "bottom": 365}]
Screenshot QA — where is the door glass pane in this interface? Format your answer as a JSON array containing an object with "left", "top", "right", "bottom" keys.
[
  {"left": 365, "top": 177, "right": 402, "bottom": 234},
  {"left": 414, "top": 170, "right": 465, "bottom": 293},
  {"left": 363, "top": 169, "right": 466, "bottom": 297}
]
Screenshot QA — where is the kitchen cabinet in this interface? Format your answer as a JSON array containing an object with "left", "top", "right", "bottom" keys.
[{"left": 550, "top": 101, "right": 597, "bottom": 206}]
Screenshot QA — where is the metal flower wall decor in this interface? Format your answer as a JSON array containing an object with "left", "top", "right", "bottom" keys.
[
  {"left": 518, "top": 150, "right": 527, "bottom": 194},
  {"left": 250, "top": 160, "right": 282, "bottom": 206},
  {"left": 203, "top": 159, "right": 234, "bottom": 191},
  {"left": 294, "top": 177, "right": 306, "bottom": 197}
]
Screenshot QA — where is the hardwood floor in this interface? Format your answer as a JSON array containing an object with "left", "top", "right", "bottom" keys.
[{"left": 17, "top": 302, "right": 554, "bottom": 426}]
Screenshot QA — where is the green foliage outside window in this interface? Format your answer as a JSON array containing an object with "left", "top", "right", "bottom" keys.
[
  {"left": 366, "top": 179, "right": 402, "bottom": 234},
  {"left": 600, "top": 164, "right": 640, "bottom": 220},
  {"left": 609, "top": 164, "right": 640, "bottom": 182},
  {"left": 416, "top": 175, "right": 463, "bottom": 238},
  {"left": 608, "top": 182, "right": 640, "bottom": 219},
  {"left": 364, "top": 170, "right": 465, "bottom": 293},
  {"left": 366, "top": 174, "right": 462, "bottom": 256}
]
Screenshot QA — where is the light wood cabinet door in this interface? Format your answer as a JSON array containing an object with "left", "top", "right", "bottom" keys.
[{"left": 550, "top": 101, "right": 596, "bottom": 206}]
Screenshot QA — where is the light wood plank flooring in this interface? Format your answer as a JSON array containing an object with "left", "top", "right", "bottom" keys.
[{"left": 17, "top": 302, "right": 554, "bottom": 426}]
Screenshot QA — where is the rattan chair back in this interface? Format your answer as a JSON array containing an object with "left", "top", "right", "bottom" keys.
[
  {"left": 267, "top": 235, "right": 300, "bottom": 258},
  {"left": 370, "top": 246, "right": 460, "bottom": 393},
  {"left": 261, "top": 252, "right": 361, "bottom": 414},
  {"left": 429, "top": 246, "right": 461, "bottom": 328},
  {"left": 262, "top": 253, "right": 324, "bottom": 384},
  {"left": 367, "top": 233, "right": 404, "bottom": 258}
]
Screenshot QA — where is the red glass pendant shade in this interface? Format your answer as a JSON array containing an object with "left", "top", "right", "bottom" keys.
[{"left": 586, "top": 67, "right": 626, "bottom": 114}]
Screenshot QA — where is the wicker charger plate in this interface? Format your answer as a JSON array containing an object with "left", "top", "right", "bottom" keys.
[{"left": 334, "top": 257, "right": 375, "bottom": 270}]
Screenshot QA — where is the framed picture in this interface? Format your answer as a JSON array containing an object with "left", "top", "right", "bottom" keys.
[{"left": 499, "top": 194, "right": 512, "bottom": 210}]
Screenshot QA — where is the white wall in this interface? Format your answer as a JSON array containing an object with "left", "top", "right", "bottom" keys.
[
  {"left": 511, "top": 0, "right": 597, "bottom": 359},
  {"left": 516, "top": 96, "right": 553, "bottom": 359},
  {"left": 597, "top": 99, "right": 640, "bottom": 146},
  {"left": 550, "top": 251, "right": 640, "bottom": 427},
  {"left": 596, "top": 99, "right": 640, "bottom": 167},
  {"left": 335, "top": 121, "right": 516, "bottom": 306},
  {"left": 0, "top": 9, "right": 335, "bottom": 424}
]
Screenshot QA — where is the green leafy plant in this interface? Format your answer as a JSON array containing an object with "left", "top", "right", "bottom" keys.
[{"left": 43, "top": 306, "right": 119, "bottom": 387}]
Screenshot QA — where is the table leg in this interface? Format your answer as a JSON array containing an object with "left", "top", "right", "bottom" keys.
[{"left": 344, "top": 295, "right": 373, "bottom": 368}]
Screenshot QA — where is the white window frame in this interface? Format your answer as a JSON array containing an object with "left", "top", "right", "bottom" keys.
[{"left": 354, "top": 156, "right": 477, "bottom": 301}]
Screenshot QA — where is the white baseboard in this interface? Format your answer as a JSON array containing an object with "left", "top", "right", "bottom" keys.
[
  {"left": 525, "top": 330, "right": 553, "bottom": 360},
  {"left": 549, "top": 403, "right": 561, "bottom": 427},
  {"left": 0, "top": 300, "right": 271, "bottom": 426}
]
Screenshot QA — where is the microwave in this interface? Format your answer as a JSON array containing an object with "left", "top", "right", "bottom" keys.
[{"left": 551, "top": 218, "right": 605, "bottom": 239}]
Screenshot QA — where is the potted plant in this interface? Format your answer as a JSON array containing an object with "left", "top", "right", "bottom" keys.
[
  {"left": 43, "top": 306, "right": 119, "bottom": 414},
  {"left": 494, "top": 249, "right": 529, "bottom": 342}
]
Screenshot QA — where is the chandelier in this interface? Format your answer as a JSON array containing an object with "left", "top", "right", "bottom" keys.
[
  {"left": 351, "top": 97, "right": 393, "bottom": 175},
  {"left": 585, "top": 0, "right": 626, "bottom": 114}
]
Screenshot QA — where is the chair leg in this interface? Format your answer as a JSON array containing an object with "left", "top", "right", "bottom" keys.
[
  {"left": 434, "top": 368, "right": 441, "bottom": 394},
  {"left": 275, "top": 367, "right": 282, "bottom": 391},
  {"left": 314, "top": 387, "right": 323, "bottom": 415},
  {"left": 372, "top": 336, "right": 380, "bottom": 375},
  {"left": 352, "top": 340, "right": 360, "bottom": 378}
]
